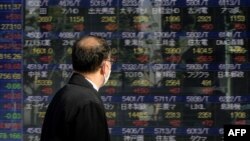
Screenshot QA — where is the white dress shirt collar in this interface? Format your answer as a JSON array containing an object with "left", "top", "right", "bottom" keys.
[{"left": 85, "top": 77, "right": 99, "bottom": 91}]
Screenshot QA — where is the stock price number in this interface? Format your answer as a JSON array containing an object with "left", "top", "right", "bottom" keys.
[
  {"left": 3, "top": 112, "right": 21, "bottom": 120},
  {"left": 165, "top": 16, "right": 181, "bottom": 22},
  {"left": 30, "top": 48, "right": 54, "bottom": 55},
  {"left": 230, "top": 111, "right": 247, "bottom": 119},
  {"left": 133, "top": 15, "right": 150, "bottom": 23},
  {"left": 101, "top": 16, "right": 116, "bottom": 23},
  {"left": 164, "top": 48, "right": 181, "bottom": 54},
  {"left": 4, "top": 83, "right": 21, "bottom": 90},
  {"left": 197, "top": 16, "right": 212, "bottom": 22},
  {"left": 165, "top": 79, "right": 180, "bottom": 86},
  {"left": 197, "top": 112, "right": 212, "bottom": 119},
  {"left": 0, "top": 24, "right": 21, "bottom": 30},
  {"left": 0, "top": 4, "right": 21, "bottom": 10},
  {"left": 3, "top": 103, "right": 22, "bottom": 110},
  {"left": 3, "top": 32, "right": 21, "bottom": 39},
  {"left": 201, "top": 80, "right": 212, "bottom": 86},
  {"left": 133, "top": 47, "right": 149, "bottom": 55},
  {"left": 106, "top": 112, "right": 116, "bottom": 119},
  {"left": 230, "top": 15, "right": 245, "bottom": 22},
  {"left": 34, "top": 79, "right": 53, "bottom": 86},
  {"left": 128, "top": 112, "right": 149, "bottom": 119},
  {"left": 0, "top": 53, "right": 22, "bottom": 60},
  {"left": 131, "top": 79, "right": 152, "bottom": 86},
  {"left": 69, "top": 16, "right": 84, "bottom": 23},
  {"left": 0, "top": 133, "right": 22, "bottom": 140},
  {"left": 165, "top": 112, "right": 181, "bottom": 119},
  {"left": 0, "top": 73, "right": 21, "bottom": 80},
  {"left": 193, "top": 48, "right": 213, "bottom": 54},
  {"left": 37, "top": 16, "right": 53, "bottom": 22},
  {"left": 228, "top": 46, "right": 247, "bottom": 54},
  {"left": 105, "top": 79, "right": 120, "bottom": 87},
  {"left": 3, "top": 92, "right": 21, "bottom": 100}
]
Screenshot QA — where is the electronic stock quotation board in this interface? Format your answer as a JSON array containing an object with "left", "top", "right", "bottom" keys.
[{"left": 0, "top": 0, "right": 250, "bottom": 141}]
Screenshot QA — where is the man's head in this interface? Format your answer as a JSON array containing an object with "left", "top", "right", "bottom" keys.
[{"left": 72, "top": 35, "right": 112, "bottom": 87}]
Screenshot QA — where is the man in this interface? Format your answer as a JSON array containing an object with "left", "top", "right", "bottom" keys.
[{"left": 41, "top": 35, "right": 112, "bottom": 141}]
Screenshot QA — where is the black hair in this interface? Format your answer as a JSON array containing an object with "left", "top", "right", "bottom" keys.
[{"left": 72, "top": 35, "right": 111, "bottom": 73}]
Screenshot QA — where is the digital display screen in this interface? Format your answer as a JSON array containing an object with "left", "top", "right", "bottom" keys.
[
  {"left": 0, "top": 0, "right": 23, "bottom": 140},
  {"left": 0, "top": 0, "right": 250, "bottom": 140}
]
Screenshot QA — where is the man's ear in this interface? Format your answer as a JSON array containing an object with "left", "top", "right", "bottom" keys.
[{"left": 100, "top": 62, "right": 107, "bottom": 75}]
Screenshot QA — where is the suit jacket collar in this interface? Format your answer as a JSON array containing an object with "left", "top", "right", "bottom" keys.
[{"left": 68, "top": 73, "right": 97, "bottom": 92}]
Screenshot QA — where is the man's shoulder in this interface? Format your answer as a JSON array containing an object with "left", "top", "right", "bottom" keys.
[
  {"left": 64, "top": 83, "right": 96, "bottom": 94},
  {"left": 56, "top": 84, "right": 100, "bottom": 104}
]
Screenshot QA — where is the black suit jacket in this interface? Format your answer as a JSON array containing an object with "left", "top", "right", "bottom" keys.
[{"left": 41, "top": 73, "right": 110, "bottom": 141}]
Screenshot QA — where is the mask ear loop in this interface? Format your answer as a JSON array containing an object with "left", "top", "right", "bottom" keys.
[
  {"left": 100, "top": 61, "right": 107, "bottom": 84},
  {"left": 101, "top": 60, "right": 112, "bottom": 85}
]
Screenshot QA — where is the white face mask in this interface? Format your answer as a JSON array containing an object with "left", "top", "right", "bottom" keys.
[{"left": 103, "top": 69, "right": 111, "bottom": 85}]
